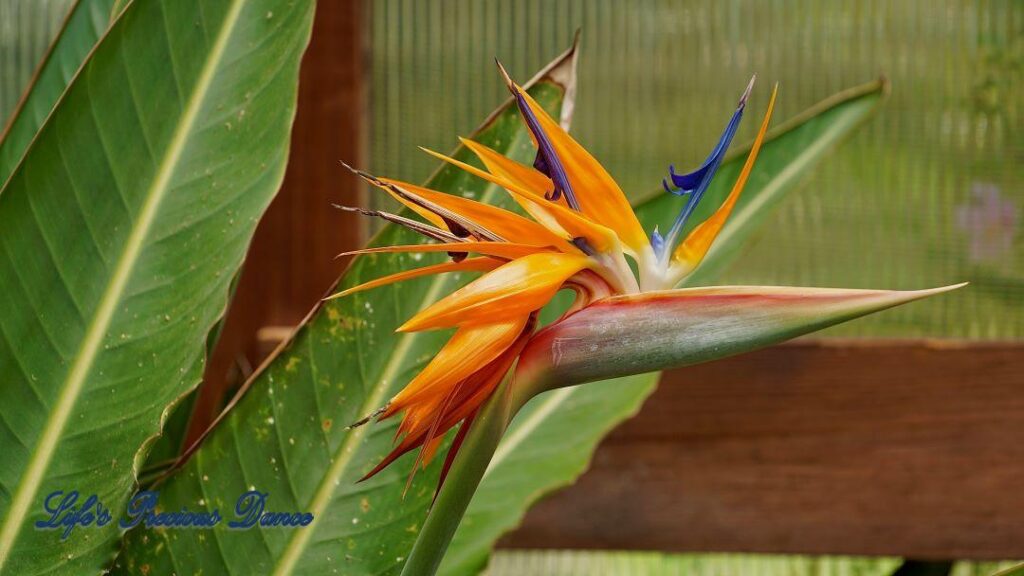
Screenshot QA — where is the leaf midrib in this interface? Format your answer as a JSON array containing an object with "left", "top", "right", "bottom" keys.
[{"left": 0, "top": 0, "right": 246, "bottom": 566}]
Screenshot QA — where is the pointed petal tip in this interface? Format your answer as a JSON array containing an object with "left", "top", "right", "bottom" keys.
[
  {"left": 909, "top": 282, "right": 968, "bottom": 298},
  {"left": 339, "top": 161, "right": 380, "bottom": 186},
  {"left": 419, "top": 145, "right": 443, "bottom": 157},
  {"left": 347, "top": 404, "right": 389, "bottom": 434},
  {"left": 339, "top": 159, "right": 363, "bottom": 177},
  {"left": 323, "top": 282, "right": 369, "bottom": 301},
  {"left": 740, "top": 74, "right": 757, "bottom": 107},
  {"left": 395, "top": 320, "right": 417, "bottom": 333},
  {"left": 494, "top": 59, "right": 516, "bottom": 92}
]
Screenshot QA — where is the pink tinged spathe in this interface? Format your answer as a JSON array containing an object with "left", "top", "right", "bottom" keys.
[{"left": 516, "top": 284, "right": 967, "bottom": 392}]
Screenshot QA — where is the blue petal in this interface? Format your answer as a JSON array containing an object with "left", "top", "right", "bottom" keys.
[
  {"left": 663, "top": 174, "right": 687, "bottom": 196},
  {"left": 668, "top": 105, "right": 744, "bottom": 193},
  {"left": 650, "top": 227, "right": 665, "bottom": 258},
  {"left": 661, "top": 77, "right": 755, "bottom": 257}
]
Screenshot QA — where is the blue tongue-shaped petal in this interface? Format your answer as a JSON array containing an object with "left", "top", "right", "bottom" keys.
[
  {"left": 659, "top": 76, "right": 755, "bottom": 259},
  {"left": 667, "top": 93, "right": 747, "bottom": 193}
]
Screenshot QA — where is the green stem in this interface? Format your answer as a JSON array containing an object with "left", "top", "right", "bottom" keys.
[{"left": 400, "top": 373, "right": 520, "bottom": 576}]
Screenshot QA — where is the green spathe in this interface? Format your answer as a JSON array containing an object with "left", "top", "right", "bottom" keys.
[{"left": 517, "top": 284, "right": 967, "bottom": 392}]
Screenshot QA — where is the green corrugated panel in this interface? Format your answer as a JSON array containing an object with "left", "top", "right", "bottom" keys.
[
  {"left": 369, "top": 0, "right": 1023, "bottom": 339},
  {"left": 0, "top": 0, "right": 75, "bottom": 126},
  {"left": 486, "top": 551, "right": 1019, "bottom": 576}
]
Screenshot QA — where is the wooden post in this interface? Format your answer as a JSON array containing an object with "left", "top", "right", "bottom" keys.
[{"left": 188, "top": 0, "right": 367, "bottom": 441}]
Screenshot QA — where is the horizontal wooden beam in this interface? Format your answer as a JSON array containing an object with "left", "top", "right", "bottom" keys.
[{"left": 500, "top": 340, "right": 1024, "bottom": 560}]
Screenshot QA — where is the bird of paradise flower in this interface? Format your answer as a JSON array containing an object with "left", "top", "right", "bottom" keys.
[{"left": 333, "top": 62, "right": 962, "bottom": 521}]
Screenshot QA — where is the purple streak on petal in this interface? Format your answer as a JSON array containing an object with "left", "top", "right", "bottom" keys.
[{"left": 508, "top": 80, "right": 581, "bottom": 211}]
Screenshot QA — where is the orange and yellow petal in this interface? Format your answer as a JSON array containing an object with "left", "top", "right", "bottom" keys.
[
  {"left": 342, "top": 241, "right": 551, "bottom": 261},
  {"left": 420, "top": 147, "right": 570, "bottom": 237},
  {"left": 399, "top": 251, "right": 591, "bottom": 331},
  {"left": 362, "top": 314, "right": 534, "bottom": 486},
  {"left": 326, "top": 257, "right": 501, "bottom": 300},
  {"left": 514, "top": 88, "right": 649, "bottom": 254},
  {"left": 378, "top": 177, "right": 573, "bottom": 250},
  {"left": 458, "top": 137, "right": 559, "bottom": 203},
  {"left": 389, "top": 316, "right": 529, "bottom": 409},
  {"left": 420, "top": 147, "right": 621, "bottom": 255}
]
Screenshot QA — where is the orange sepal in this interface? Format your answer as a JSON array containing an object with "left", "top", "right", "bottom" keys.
[
  {"left": 362, "top": 314, "right": 535, "bottom": 495},
  {"left": 458, "top": 137, "right": 558, "bottom": 203},
  {"left": 387, "top": 317, "right": 530, "bottom": 415},
  {"left": 420, "top": 147, "right": 621, "bottom": 254},
  {"left": 514, "top": 88, "right": 649, "bottom": 253},
  {"left": 325, "top": 257, "right": 501, "bottom": 300},
  {"left": 398, "top": 251, "right": 591, "bottom": 331},
  {"left": 342, "top": 241, "right": 551, "bottom": 261},
  {"left": 378, "top": 177, "right": 573, "bottom": 250}
]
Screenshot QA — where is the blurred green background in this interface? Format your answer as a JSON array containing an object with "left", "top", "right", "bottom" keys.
[
  {"left": 368, "top": 0, "right": 1023, "bottom": 339},
  {"left": 2, "top": 1, "right": 1021, "bottom": 574},
  {"left": 0, "top": 0, "right": 71, "bottom": 117}
]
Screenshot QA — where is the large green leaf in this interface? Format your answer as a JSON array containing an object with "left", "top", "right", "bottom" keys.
[
  {"left": 439, "top": 78, "right": 889, "bottom": 576},
  {"left": 0, "top": 0, "right": 314, "bottom": 572},
  {"left": 0, "top": 0, "right": 116, "bottom": 186},
  {"left": 1, "top": 0, "right": 232, "bottom": 477},
  {"left": 112, "top": 45, "right": 580, "bottom": 576}
]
